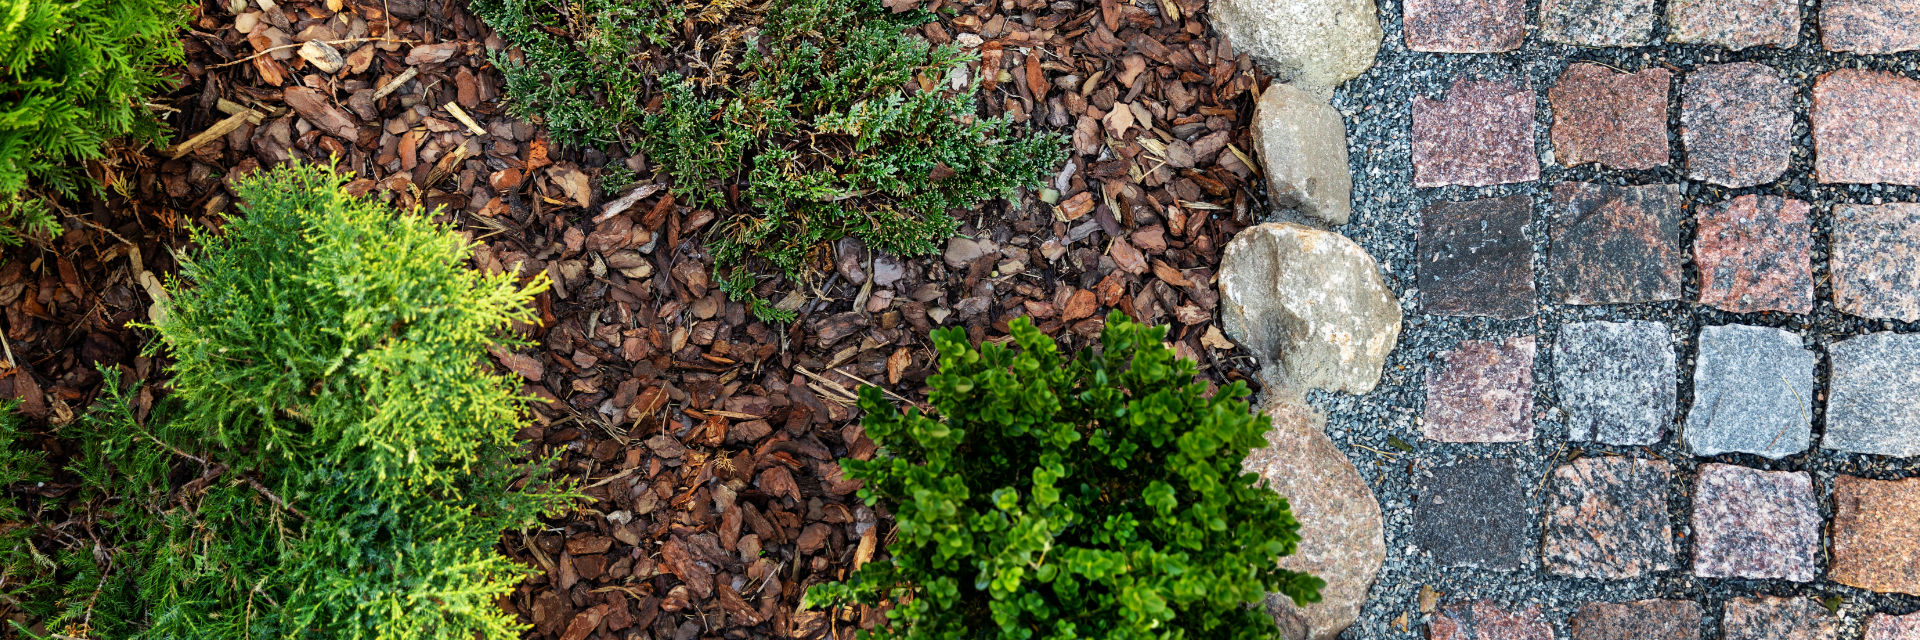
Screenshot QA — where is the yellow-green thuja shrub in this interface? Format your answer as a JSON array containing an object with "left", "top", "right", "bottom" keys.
[
  {"left": 806, "top": 312, "right": 1323, "bottom": 639},
  {"left": 0, "top": 162, "right": 574, "bottom": 639},
  {"left": 0, "top": 0, "right": 188, "bottom": 245}
]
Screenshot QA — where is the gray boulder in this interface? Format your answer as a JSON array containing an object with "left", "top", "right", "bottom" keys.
[
  {"left": 1210, "top": 0, "right": 1381, "bottom": 89},
  {"left": 1253, "top": 83, "right": 1354, "bottom": 227},
  {"left": 1219, "top": 223, "right": 1403, "bottom": 396}
]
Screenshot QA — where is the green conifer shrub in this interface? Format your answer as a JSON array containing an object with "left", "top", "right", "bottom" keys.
[
  {"left": 805, "top": 311, "right": 1324, "bottom": 639},
  {"left": 0, "top": 162, "right": 573, "bottom": 639},
  {"left": 0, "top": 0, "right": 188, "bottom": 245},
  {"left": 469, "top": 0, "right": 1065, "bottom": 320}
]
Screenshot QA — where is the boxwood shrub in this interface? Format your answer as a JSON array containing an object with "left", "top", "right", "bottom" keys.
[{"left": 807, "top": 311, "right": 1323, "bottom": 639}]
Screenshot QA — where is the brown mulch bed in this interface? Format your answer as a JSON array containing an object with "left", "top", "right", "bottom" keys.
[{"left": 0, "top": 0, "right": 1274, "bottom": 636}]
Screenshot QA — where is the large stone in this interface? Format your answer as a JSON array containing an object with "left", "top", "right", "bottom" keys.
[
  {"left": 1423, "top": 336, "right": 1535, "bottom": 443},
  {"left": 1823, "top": 1, "right": 1920, "bottom": 54},
  {"left": 1413, "top": 78, "right": 1540, "bottom": 188},
  {"left": 1542, "top": 456, "right": 1676, "bottom": 580},
  {"left": 1547, "top": 182, "right": 1685, "bottom": 305},
  {"left": 1413, "top": 457, "right": 1532, "bottom": 570},
  {"left": 1825, "top": 333, "right": 1920, "bottom": 457},
  {"left": 1417, "top": 195, "right": 1535, "bottom": 319},
  {"left": 1541, "top": 0, "right": 1656, "bottom": 47},
  {"left": 1832, "top": 204, "right": 1920, "bottom": 322},
  {"left": 1210, "top": 0, "right": 1380, "bottom": 89},
  {"left": 1666, "top": 0, "right": 1799, "bottom": 50},
  {"left": 1814, "top": 69, "right": 1920, "bottom": 186},
  {"left": 1219, "top": 223, "right": 1403, "bottom": 396},
  {"left": 1429, "top": 601, "right": 1553, "bottom": 640},
  {"left": 1682, "top": 63, "right": 1794, "bottom": 188},
  {"left": 1405, "top": 0, "right": 1527, "bottom": 53},
  {"left": 1866, "top": 612, "right": 1920, "bottom": 640},
  {"left": 1252, "top": 83, "right": 1353, "bottom": 227},
  {"left": 1554, "top": 321, "right": 1676, "bottom": 446},
  {"left": 1722, "top": 597, "right": 1839, "bottom": 640},
  {"left": 1693, "top": 195, "right": 1814, "bottom": 314},
  {"left": 1830, "top": 476, "right": 1920, "bottom": 596},
  {"left": 1245, "top": 399, "right": 1384, "bottom": 640},
  {"left": 1569, "top": 600, "right": 1702, "bottom": 640},
  {"left": 1684, "top": 324, "right": 1816, "bottom": 459},
  {"left": 1689, "top": 464, "right": 1820, "bottom": 582},
  {"left": 1548, "top": 64, "right": 1671, "bottom": 170}
]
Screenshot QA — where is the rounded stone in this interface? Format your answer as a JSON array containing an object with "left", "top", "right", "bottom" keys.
[
  {"left": 1219, "top": 223, "right": 1404, "bottom": 397},
  {"left": 1244, "top": 399, "right": 1384, "bottom": 640},
  {"left": 1252, "top": 82, "right": 1354, "bottom": 227},
  {"left": 1209, "top": 0, "right": 1381, "bottom": 89}
]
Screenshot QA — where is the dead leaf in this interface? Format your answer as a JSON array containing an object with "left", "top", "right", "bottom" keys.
[
  {"left": 887, "top": 347, "right": 910, "bottom": 385},
  {"left": 1104, "top": 103, "right": 1134, "bottom": 138},
  {"left": 1201, "top": 326, "right": 1235, "bottom": 350},
  {"left": 550, "top": 166, "right": 593, "bottom": 208}
]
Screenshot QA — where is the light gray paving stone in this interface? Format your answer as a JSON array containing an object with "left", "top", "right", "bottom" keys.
[
  {"left": 1825, "top": 332, "right": 1920, "bottom": 457},
  {"left": 1684, "top": 325, "right": 1816, "bottom": 459},
  {"left": 1555, "top": 321, "right": 1676, "bottom": 446}
]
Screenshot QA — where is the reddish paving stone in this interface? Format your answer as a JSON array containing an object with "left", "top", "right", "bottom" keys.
[
  {"left": 1413, "top": 78, "right": 1540, "bottom": 188},
  {"left": 1547, "top": 182, "right": 1685, "bottom": 305},
  {"left": 1541, "top": 0, "right": 1656, "bottom": 47},
  {"left": 1831, "top": 476, "right": 1920, "bottom": 596},
  {"left": 1814, "top": 70, "right": 1920, "bottom": 186},
  {"left": 1413, "top": 458, "right": 1533, "bottom": 570},
  {"left": 1722, "top": 597, "right": 1839, "bottom": 640},
  {"left": 1418, "top": 195, "right": 1536, "bottom": 318},
  {"left": 1689, "top": 464, "right": 1820, "bottom": 581},
  {"left": 1423, "top": 336, "right": 1534, "bottom": 443},
  {"left": 1681, "top": 63, "right": 1794, "bottom": 188},
  {"left": 1823, "top": 1, "right": 1920, "bottom": 54},
  {"left": 1569, "top": 600, "right": 1702, "bottom": 640},
  {"left": 1405, "top": 0, "right": 1527, "bottom": 53},
  {"left": 1666, "top": 0, "right": 1799, "bottom": 49},
  {"left": 1693, "top": 195, "right": 1814, "bottom": 314},
  {"left": 1832, "top": 204, "right": 1920, "bottom": 322},
  {"left": 1549, "top": 64, "right": 1671, "bottom": 170},
  {"left": 1542, "top": 456, "right": 1676, "bottom": 580},
  {"left": 1429, "top": 601, "right": 1553, "bottom": 640},
  {"left": 1866, "top": 612, "right": 1920, "bottom": 640}
]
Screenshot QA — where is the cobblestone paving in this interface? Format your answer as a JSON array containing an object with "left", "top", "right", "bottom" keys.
[{"left": 1312, "top": 0, "right": 1920, "bottom": 637}]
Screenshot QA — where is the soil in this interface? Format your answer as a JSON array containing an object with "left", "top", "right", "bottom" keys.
[{"left": 0, "top": 0, "right": 1276, "bottom": 637}]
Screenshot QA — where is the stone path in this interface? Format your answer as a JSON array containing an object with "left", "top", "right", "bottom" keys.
[{"left": 1230, "top": 0, "right": 1920, "bottom": 638}]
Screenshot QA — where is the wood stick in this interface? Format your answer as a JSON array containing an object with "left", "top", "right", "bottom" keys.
[{"left": 163, "top": 111, "right": 252, "bottom": 159}]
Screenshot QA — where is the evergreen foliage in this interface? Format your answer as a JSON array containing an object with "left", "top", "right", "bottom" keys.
[
  {"left": 0, "top": 0, "right": 187, "bottom": 245},
  {"left": 470, "top": 0, "right": 1064, "bottom": 320},
  {"left": 0, "top": 163, "right": 573, "bottom": 639},
  {"left": 806, "top": 312, "right": 1323, "bottom": 639}
]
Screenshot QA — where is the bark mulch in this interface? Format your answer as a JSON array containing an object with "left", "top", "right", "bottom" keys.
[{"left": 0, "top": 0, "right": 1275, "bottom": 637}]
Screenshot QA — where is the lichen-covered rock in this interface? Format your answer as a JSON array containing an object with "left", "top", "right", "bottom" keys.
[
  {"left": 1210, "top": 0, "right": 1380, "bottom": 89},
  {"left": 1245, "top": 399, "right": 1385, "bottom": 640},
  {"left": 1252, "top": 83, "right": 1353, "bottom": 226},
  {"left": 1219, "top": 223, "right": 1404, "bottom": 396}
]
